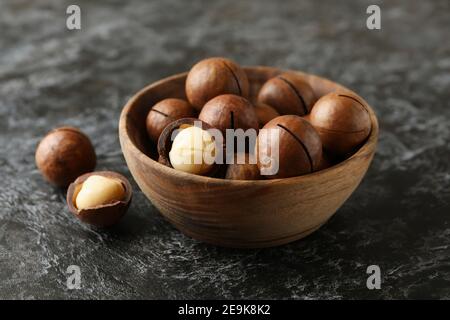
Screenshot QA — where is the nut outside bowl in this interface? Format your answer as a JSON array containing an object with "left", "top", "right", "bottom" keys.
[
  {"left": 119, "top": 67, "right": 379, "bottom": 248},
  {"left": 67, "top": 171, "right": 132, "bottom": 227}
]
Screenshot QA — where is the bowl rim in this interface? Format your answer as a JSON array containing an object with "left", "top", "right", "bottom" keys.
[{"left": 119, "top": 66, "right": 379, "bottom": 186}]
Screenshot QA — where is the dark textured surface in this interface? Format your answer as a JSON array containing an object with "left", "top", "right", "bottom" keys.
[{"left": 0, "top": 0, "right": 449, "bottom": 299}]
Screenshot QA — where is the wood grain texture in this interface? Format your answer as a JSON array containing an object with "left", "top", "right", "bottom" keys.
[{"left": 119, "top": 67, "right": 379, "bottom": 248}]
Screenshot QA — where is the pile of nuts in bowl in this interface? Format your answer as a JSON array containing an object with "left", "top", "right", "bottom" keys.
[
  {"left": 34, "top": 56, "right": 372, "bottom": 228},
  {"left": 147, "top": 57, "right": 372, "bottom": 180}
]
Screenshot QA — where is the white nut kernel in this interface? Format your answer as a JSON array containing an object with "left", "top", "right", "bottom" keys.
[
  {"left": 169, "top": 126, "right": 216, "bottom": 175},
  {"left": 75, "top": 175, "right": 125, "bottom": 210}
]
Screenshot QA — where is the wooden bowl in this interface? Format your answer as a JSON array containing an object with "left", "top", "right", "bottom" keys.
[{"left": 119, "top": 67, "right": 379, "bottom": 248}]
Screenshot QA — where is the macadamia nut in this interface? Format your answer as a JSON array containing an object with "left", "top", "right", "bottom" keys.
[
  {"left": 169, "top": 126, "right": 216, "bottom": 175},
  {"left": 185, "top": 57, "right": 249, "bottom": 110},
  {"left": 35, "top": 127, "right": 96, "bottom": 187},
  {"left": 75, "top": 175, "right": 125, "bottom": 210}
]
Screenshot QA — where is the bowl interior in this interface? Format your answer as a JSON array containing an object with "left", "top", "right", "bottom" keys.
[{"left": 121, "top": 66, "right": 378, "bottom": 184}]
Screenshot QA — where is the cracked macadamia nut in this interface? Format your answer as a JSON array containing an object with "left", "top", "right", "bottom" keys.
[
  {"left": 257, "top": 72, "right": 315, "bottom": 116},
  {"left": 75, "top": 175, "right": 125, "bottom": 210},
  {"left": 169, "top": 125, "right": 217, "bottom": 175},
  {"left": 308, "top": 92, "right": 371, "bottom": 156},
  {"left": 35, "top": 127, "right": 96, "bottom": 187},
  {"left": 185, "top": 57, "right": 249, "bottom": 110},
  {"left": 199, "top": 94, "right": 258, "bottom": 138},
  {"left": 146, "top": 98, "right": 196, "bottom": 144},
  {"left": 257, "top": 115, "right": 322, "bottom": 179},
  {"left": 67, "top": 171, "right": 132, "bottom": 228}
]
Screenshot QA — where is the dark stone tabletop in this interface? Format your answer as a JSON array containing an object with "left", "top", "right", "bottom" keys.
[{"left": 0, "top": 0, "right": 449, "bottom": 299}]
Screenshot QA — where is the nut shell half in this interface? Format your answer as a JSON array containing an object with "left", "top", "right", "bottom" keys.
[{"left": 67, "top": 171, "right": 132, "bottom": 227}]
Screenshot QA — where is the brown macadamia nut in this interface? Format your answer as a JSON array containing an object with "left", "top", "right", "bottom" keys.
[
  {"left": 256, "top": 115, "right": 322, "bottom": 179},
  {"left": 254, "top": 103, "right": 280, "bottom": 128},
  {"left": 257, "top": 72, "right": 315, "bottom": 116},
  {"left": 316, "top": 150, "right": 334, "bottom": 171},
  {"left": 225, "top": 153, "right": 260, "bottom": 180},
  {"left": 35, "top": 127, "right": 96, "bottom": 187},
  {"left": 199, "top": 94, "right": 258, "bottom": 138},
  {"left": 146, "top": 98, "right": 196, "bottom": 144},
  {"left": 185, "top": 57, "right": 249, "bottom": 110},
  {"left": 308, "top": 92, "right": 371, "bottom": 156}
]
